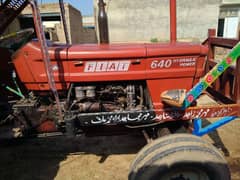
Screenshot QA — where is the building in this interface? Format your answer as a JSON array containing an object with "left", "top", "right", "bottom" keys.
[
  {"left": 20, "top": 3, "right": 85, "bottom": 43},
  {"left": 218, "top": 0, "right": 240, "bottom": 38},
  {"left": 3, "top": 2, "right": 97, "bottom": 44},
  {"left": 81, "top": 15, "right": 98, "bottom": 43},
  {"left": 94, "top": 0, "right": 222, "bottom": 42},
  {"left": 3, "top": 1, "right": 239, "bottom": 44}
]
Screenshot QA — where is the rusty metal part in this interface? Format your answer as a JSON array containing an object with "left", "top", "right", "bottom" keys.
[
  {"left": 75, "top": 86, "right": 96, "bottom": 100},
  {"left": 78, "top": 102, "right": 101, "bottom": 112},
  {"left": 138, "top": 85, "right": 144, "bottom": 107},
  {"left": 12, "top": 127, "right": 23, "bottom": 138},
  {"left": 29, "top": 0, "right": 63, "bottom": 123},
  {"left": 142, "top": 130, "right": 152, "bottom": 143},
  {"left": 37, "top": 132, "right": 63, "bottom": 138},
  {"left": 209, "top": 37, "right": 239, "bottom": 49},
  {"left": 75, "top": 86, "right": 85, "bottom": 100},
  {"left": 170, "top": 0, "right": 177, "bottom": 42},
  {"left": 205, "top": 28, "right": 240, "bottom": 103},
  {"left": 85, "top": 86, "right": 96, "bottom": 98},
  {"left": 126, "top": 85, "right": 136, "bottom": 109},
  {"left": 98, "top": 0, "right": 109, "bottom": 44},
  {"left": 77, "top": 102, "right": 121, "bottom": 112},
  {"left": 0, "top": 109, "right": 32, "bottom": 139},
  {"left": 234, "top": 55, "right": 240, "bottom": 104},
  {"left": 103, "top": 103, "right": 123, "bottom": 111},
  {"left": 59, "top": 0, "right": 70, "bottom": 44},
  {"left": 0, "top": 126, "right": 23, "bottom": 139}
]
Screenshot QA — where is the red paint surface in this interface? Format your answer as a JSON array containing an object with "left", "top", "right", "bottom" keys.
[
  {"left": 13, "top": 41, "right": 208, "bottom": 107},
  {"left": 37, "top": 120, "right": 57, "bottom": 133},
  {"left": 226, "top": 57, "right": 232, "bottom": 64}
]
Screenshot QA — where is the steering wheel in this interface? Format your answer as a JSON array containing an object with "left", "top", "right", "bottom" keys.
[{"left": 0, "top": 28, "right": 34, "bottom": 52}]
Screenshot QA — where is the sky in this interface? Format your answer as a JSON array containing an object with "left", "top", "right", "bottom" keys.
[{"left": 40, "top": 0, "right": 93, "bottom": 16}]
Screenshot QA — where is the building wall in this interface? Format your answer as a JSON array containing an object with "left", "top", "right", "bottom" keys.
[
  {"left": 81, "top": 28, "right": 98, "bottom": 43},
  {"left": 22, "top": 3, "right": 60, "bottom": 14},
  {"left": 55, "top": 23, "right": 66, "bottom": 42},
  {"left": 94, "top": 0, "right": 221, "bottom": 42},
  {"left": 82, "top": 16, "right": 98, "bottom": 43},
  {"left": 219, "top": 3, "right": 240, "bottom": 38},
  {"left": 82, "top": 16, "right": 95, "bottom": 28},
  {"left": 177, "top": 0, "right": 221, "bottom": 41},
  {"left": 21, "top": 3, "right": 85, "bottom": 44},
  {"left": 2, "top": 3, "right": 97, "bottom": 44},
  {"left": 222, "top": 0, "right": 240, "bottom": 3},
  {"left": 65, "top": 3, "right": 83, "bottom": 44}
]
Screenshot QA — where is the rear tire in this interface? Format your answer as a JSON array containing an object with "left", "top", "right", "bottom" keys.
[{"left": 129, "top": 134, "right": 230, "bottom": 180}]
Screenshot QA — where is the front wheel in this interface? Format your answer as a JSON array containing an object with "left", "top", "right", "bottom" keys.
[{"left": 129, "top": 134, "right": 230, "bottom": 180}]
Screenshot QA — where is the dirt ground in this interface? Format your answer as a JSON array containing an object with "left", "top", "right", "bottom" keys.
[{"left": 0, "top": 118, "right": 240, "bottom": 180}]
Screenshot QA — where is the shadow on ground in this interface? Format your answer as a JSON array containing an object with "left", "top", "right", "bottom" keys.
[
  {"left": 0, "top": 134, "right": 146, "bottom": 180},
  {"left": 0, "top": 123, "right": 239, "bottom": 180},
  {"left": 202, "top": 119, "right": 230, "bottom": 156}
]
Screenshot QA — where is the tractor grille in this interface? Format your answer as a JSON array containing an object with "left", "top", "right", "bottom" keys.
[{"left": 0, "top": 0, "right": 29, "bottom": 35}]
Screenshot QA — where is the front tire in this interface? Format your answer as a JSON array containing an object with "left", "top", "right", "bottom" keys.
[{"left": 129, "top": 134, "right": 230, "bottom": 180}]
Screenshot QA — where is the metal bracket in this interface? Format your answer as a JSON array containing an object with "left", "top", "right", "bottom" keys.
[{"left": 192, "top": 116, "right": 238, "bottom": 136}]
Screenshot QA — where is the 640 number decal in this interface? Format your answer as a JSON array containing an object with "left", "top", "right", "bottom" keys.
[{"left": 151, "top": 60, "right": 172, "bottom": 69}]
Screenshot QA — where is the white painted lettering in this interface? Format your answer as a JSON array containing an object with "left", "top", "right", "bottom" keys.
[
  {"left": 84, "top": 61, "right": 130, "bottom": 72},
  {"left": 95, "top": 61, "right": 108, "bottom": 72},
  {"left": 84, "top": 62, "right": 96, "bottom": 72},
  {"left": 151, "top": 57, "right": 196, "bottom": 69}
]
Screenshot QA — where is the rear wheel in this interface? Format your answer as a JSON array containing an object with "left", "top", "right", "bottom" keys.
[{"left": 129, "top": 134, "right": 230, "bottom": 180}]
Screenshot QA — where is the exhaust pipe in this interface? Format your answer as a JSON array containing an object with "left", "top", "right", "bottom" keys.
[
  {"left": 98, "top": 0, "right": 109, "bottom": 44},
  {"left": 170, "top": 0, "right": 177, "bottom": 43}
]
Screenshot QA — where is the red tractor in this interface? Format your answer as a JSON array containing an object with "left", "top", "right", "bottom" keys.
[{"left": 0, "top": 0, "right": 239, "bottom": 179}]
